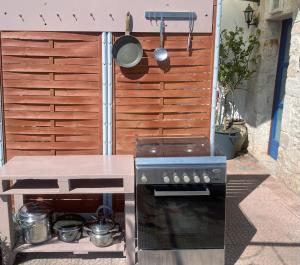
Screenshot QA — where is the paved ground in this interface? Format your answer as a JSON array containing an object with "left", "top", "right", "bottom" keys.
[{"left": 14, "top": 154, "right": 300, "bottom": 265}]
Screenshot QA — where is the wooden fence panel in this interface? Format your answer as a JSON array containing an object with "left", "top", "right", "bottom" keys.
[
  {"left": 0, "top": 32, "right": 102, "bottom": 159},
  {"left": 114, "top": 33, "right": 214, "bottom": 155},
  {"left": 0, "top": 32, "right": 102, "bottom": 212}
]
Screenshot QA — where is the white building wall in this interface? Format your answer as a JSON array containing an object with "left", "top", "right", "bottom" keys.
[{"left": 221, "top": 0, "right": 300, "bottom": 196}]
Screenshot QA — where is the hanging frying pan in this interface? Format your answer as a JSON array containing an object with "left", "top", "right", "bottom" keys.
[{"left": 112, "top": 12, "right": 143, "bottom": 68}]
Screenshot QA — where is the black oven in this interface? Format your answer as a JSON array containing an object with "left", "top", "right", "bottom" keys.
[
  {"left": 135, "top": 138, "right": 226, "bottom": 265},
  {"left": 137, "top": 183, "right": 225, "bottom": 250}
]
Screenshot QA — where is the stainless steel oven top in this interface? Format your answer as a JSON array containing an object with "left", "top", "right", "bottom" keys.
[
  {"left": 135, "top": 137, "right": 210, "bottom": 157},
  {"left": 135, "top": 156, "right": 227, "bottom": 185}
]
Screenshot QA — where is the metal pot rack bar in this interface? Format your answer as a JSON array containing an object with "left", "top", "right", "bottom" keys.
[{"left": 145, "top": 11, "right": 197, "bottom": 21}]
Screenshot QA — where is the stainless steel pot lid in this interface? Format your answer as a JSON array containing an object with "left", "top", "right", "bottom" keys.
[
  {"left": 18, "top": 202, "right": 51, "bottom": 222},
  {"left": 53, "top": 220, "right": 83, "bottom": 231},
  {"left": 90, "top": 220, "right": 114, "bottom": 235}
]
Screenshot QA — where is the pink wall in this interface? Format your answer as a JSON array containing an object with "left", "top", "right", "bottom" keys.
[{"left": 0, "top": 0, "right": 213, "bottom": 33}]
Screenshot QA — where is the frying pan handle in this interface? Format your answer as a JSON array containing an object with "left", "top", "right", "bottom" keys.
[{"left": 125, "top": 12, "right": 131, "bottom": 35}]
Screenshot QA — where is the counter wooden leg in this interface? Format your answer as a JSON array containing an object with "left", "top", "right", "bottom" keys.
[
  {"left": 14, "top": 195, "right": 23, "bottom": 212},
  {"left": 0, "top": 195, "right": 15, "bottom": 265},
  {"left": 124, "top": 193, "right": 135, "bottom": 265}
]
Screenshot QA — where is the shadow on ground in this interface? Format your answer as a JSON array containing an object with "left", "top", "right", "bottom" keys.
[{"left": 225, "top": 174, "right": 270, "bottom": 265}]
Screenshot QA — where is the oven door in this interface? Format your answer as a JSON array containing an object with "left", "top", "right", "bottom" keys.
[{"left": 136, "top": 184, "right": 225, "bottom": 250}]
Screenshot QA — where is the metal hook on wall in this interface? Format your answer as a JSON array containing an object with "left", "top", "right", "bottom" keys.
[
  {"left": 90, "top": 13, "right": 96, "bottom": 21},
  {"left": 73, "top": 14, "right": 78, "bottom": 21},
  {"left": 40, "top": 14, "right": 47, "bottom": 25},
  {"left": 19, "top": 14, "right": 24, "bottom": 22},
  {"left": 56, "top": 13, "right": 62, "bottom": 22}
]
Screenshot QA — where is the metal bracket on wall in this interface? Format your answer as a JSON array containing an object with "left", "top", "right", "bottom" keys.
[{"left": 145, "top": 11, "right": 197, "bottom": 21}]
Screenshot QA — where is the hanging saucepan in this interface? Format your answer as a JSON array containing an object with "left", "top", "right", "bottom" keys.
[{"left": 112, "top": 12, "right": 143, "bottom": 68}]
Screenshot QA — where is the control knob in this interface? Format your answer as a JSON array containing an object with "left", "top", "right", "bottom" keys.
[
  {"left": 193, "top": 174, "right": 201, "bottom": 183},
  {"left": 163, "top": 176, "right": 170, "bottom": 184},
  {"left": 183, "top": 173, "right": 190, "bottom": 183},
  {"left": 173, "top": 173, "right": 180, "bottom": 183},
  {"left": 141, "top": 174, "right": 148, "bottom": 183},
  {"left": 203, "top": 173, "right": 211, "bottom": 183}
]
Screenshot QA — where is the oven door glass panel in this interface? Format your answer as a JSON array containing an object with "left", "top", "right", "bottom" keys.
[{"left": 137, "top": 184, "right": 225, "bottom": 250}]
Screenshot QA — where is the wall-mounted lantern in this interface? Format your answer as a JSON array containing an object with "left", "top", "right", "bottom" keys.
[{"left": 243, "top": 4, "right": 258, "bottom": 28}]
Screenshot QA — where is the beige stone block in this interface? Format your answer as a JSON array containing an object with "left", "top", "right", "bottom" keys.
[{"left": 280, "top": 132, "right": 289, "bottom": 149}]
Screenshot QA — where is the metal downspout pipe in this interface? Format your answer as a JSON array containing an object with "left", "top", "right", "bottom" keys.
[
  {"left": 102, "top": 32, "right": 113, "bottom": 208},
  {"left": 210, "top": 0, "right": 222, "bottom": 156}
]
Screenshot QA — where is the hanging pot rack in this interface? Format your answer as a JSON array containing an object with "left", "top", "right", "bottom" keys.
[{"left": 145, "top": 11, "right": 197, "bottom": 21}]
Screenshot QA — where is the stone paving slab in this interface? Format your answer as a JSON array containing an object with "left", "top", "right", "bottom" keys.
[{"left": 14, "top": 155, "right": 300, "bottom": 265}]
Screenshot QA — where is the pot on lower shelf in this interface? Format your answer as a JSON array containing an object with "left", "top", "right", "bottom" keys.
[
  {"left": 215, "top": 126, "right": 240, "bottom": 160},
  {"left": 53, "top": 214, "right": 85, "bottom": 243}
]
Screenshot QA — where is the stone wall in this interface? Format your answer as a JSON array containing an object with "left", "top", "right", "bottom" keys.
[{"left": 277, "top": 9, "right": 300, "bottom": 196}]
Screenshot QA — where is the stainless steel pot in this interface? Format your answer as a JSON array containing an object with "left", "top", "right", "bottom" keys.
[
  {"left": 53, "top": 214, "right": 84, "bottom": 243},
  {"left": 85, "top": 221, "right": 121, "bottom": 247},
  {"left": 18, "top": 202, "right": 52, "bottom": 244}
]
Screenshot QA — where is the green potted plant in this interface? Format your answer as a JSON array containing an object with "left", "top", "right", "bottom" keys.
[{"left": 215, "top": 27, "right": 260, "bottom": 159}]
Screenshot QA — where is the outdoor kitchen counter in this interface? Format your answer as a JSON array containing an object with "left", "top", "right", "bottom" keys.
[{"left": 0, "top": 155, "right": 135, "bottom": 265}]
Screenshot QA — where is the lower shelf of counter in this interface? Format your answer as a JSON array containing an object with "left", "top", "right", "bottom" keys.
[{"left": 14, "top": 237, "right": 125, "bottom": 255}]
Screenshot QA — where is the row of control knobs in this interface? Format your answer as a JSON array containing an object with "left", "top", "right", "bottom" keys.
[{"left": 141, "top": 173, "right": 211, "bottom": 184}]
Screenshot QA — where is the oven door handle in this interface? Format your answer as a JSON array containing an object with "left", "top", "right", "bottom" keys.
[{"left": 154, "top": 188, "right": 210, "bottom": 197}]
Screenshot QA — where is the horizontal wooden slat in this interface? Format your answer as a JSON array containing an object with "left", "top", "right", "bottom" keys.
[
  {"left": 6, "top": 135, "right": 52, "bottom": 142},
  {"left": 116, "top": 89, "right": 210, "bottom": 98},
  {"left": 5, "top": 119, "right": 52, "bottom": 127},
  {"left": 55, "top": 120, "right": 99, "bottom": 128},
  {"left": 116, "top": 65, "right": 211, "bottom": 75},
  {"left": 6, "top": 150, "right": 53, "bottom": 159},
  {"left": 55, "top": 150, "right": 101, "bottom": 155},
  {"left": 3, "top": 56, "right": 51, "bottom": 64},
  {"left": 6, "top": 141, "right": 100, "bottom": 150},
  {"left": 117, "top": 73, "right": 210, "bottom": 83},
  {"left": 1, "top": 39, "right": 49, "bottom": 48},
  {"left": 117, "top": 105, "right": 210, "bottom": 114},
  {"left": 140, "top": 39, "right": 212, "bottom": 50},
  {"left": 164, "top": 113, "right": 211, "bottom": 120},
  {"left": 54, "top": 58, "right": 99, "bottom": 65},
  {"left": 4, "top": 88, "right": 50, "bottom": 96},
  {"left": 5, "top": 111, "right": 99, "bottom": 120},
  {"left": 55, "top": 105, "right": 99, "bottom": 112},
  {"left": 163, "top": 98, "right": 210, "bottom": 105},
  {"left": 4, "top": 104, "right": 51, "bottom": 112},
  {"left": 3, "top": 80, "right": 99, "bottom": 89},
  {"left": 3, "top": 72, "right": 51, "bottom": 80},
  {"left": 116, "top": 113, "right": 160, "bottom": 121},
  {"left": 55, "top": 135, "right": 99, "bottom": 142},
  {"left": 115, "top": 83, "right": 160, "bottom": 90},
  {"left": 54, "top": 41, "right": 99, "bottom": 49},
  {"left": 54, "top": 74, "right": 99, "bottom": 81},
  {"left": 116, "top": 98, "right": 160, "bottom": 105},
  {"left": 3, "top": 63, "right": 100, "bottom": 74},
  {"left": 116, "top": 120, "right": 210, "bottom": 129},
  {"left": 2, "top": 47, "right": 99, "bottom": 57},
  {"left": 5, "top": 95, "right": 99, "bottom": 105},
  {"left": 163, "top": 128, "right": 210, "bottom": 135},
  {"left": 6, "top": 127, "right": 98, "bottom": 135},
  {"left": 55, "top": 90, "right": 100, "bottom": 96}
]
